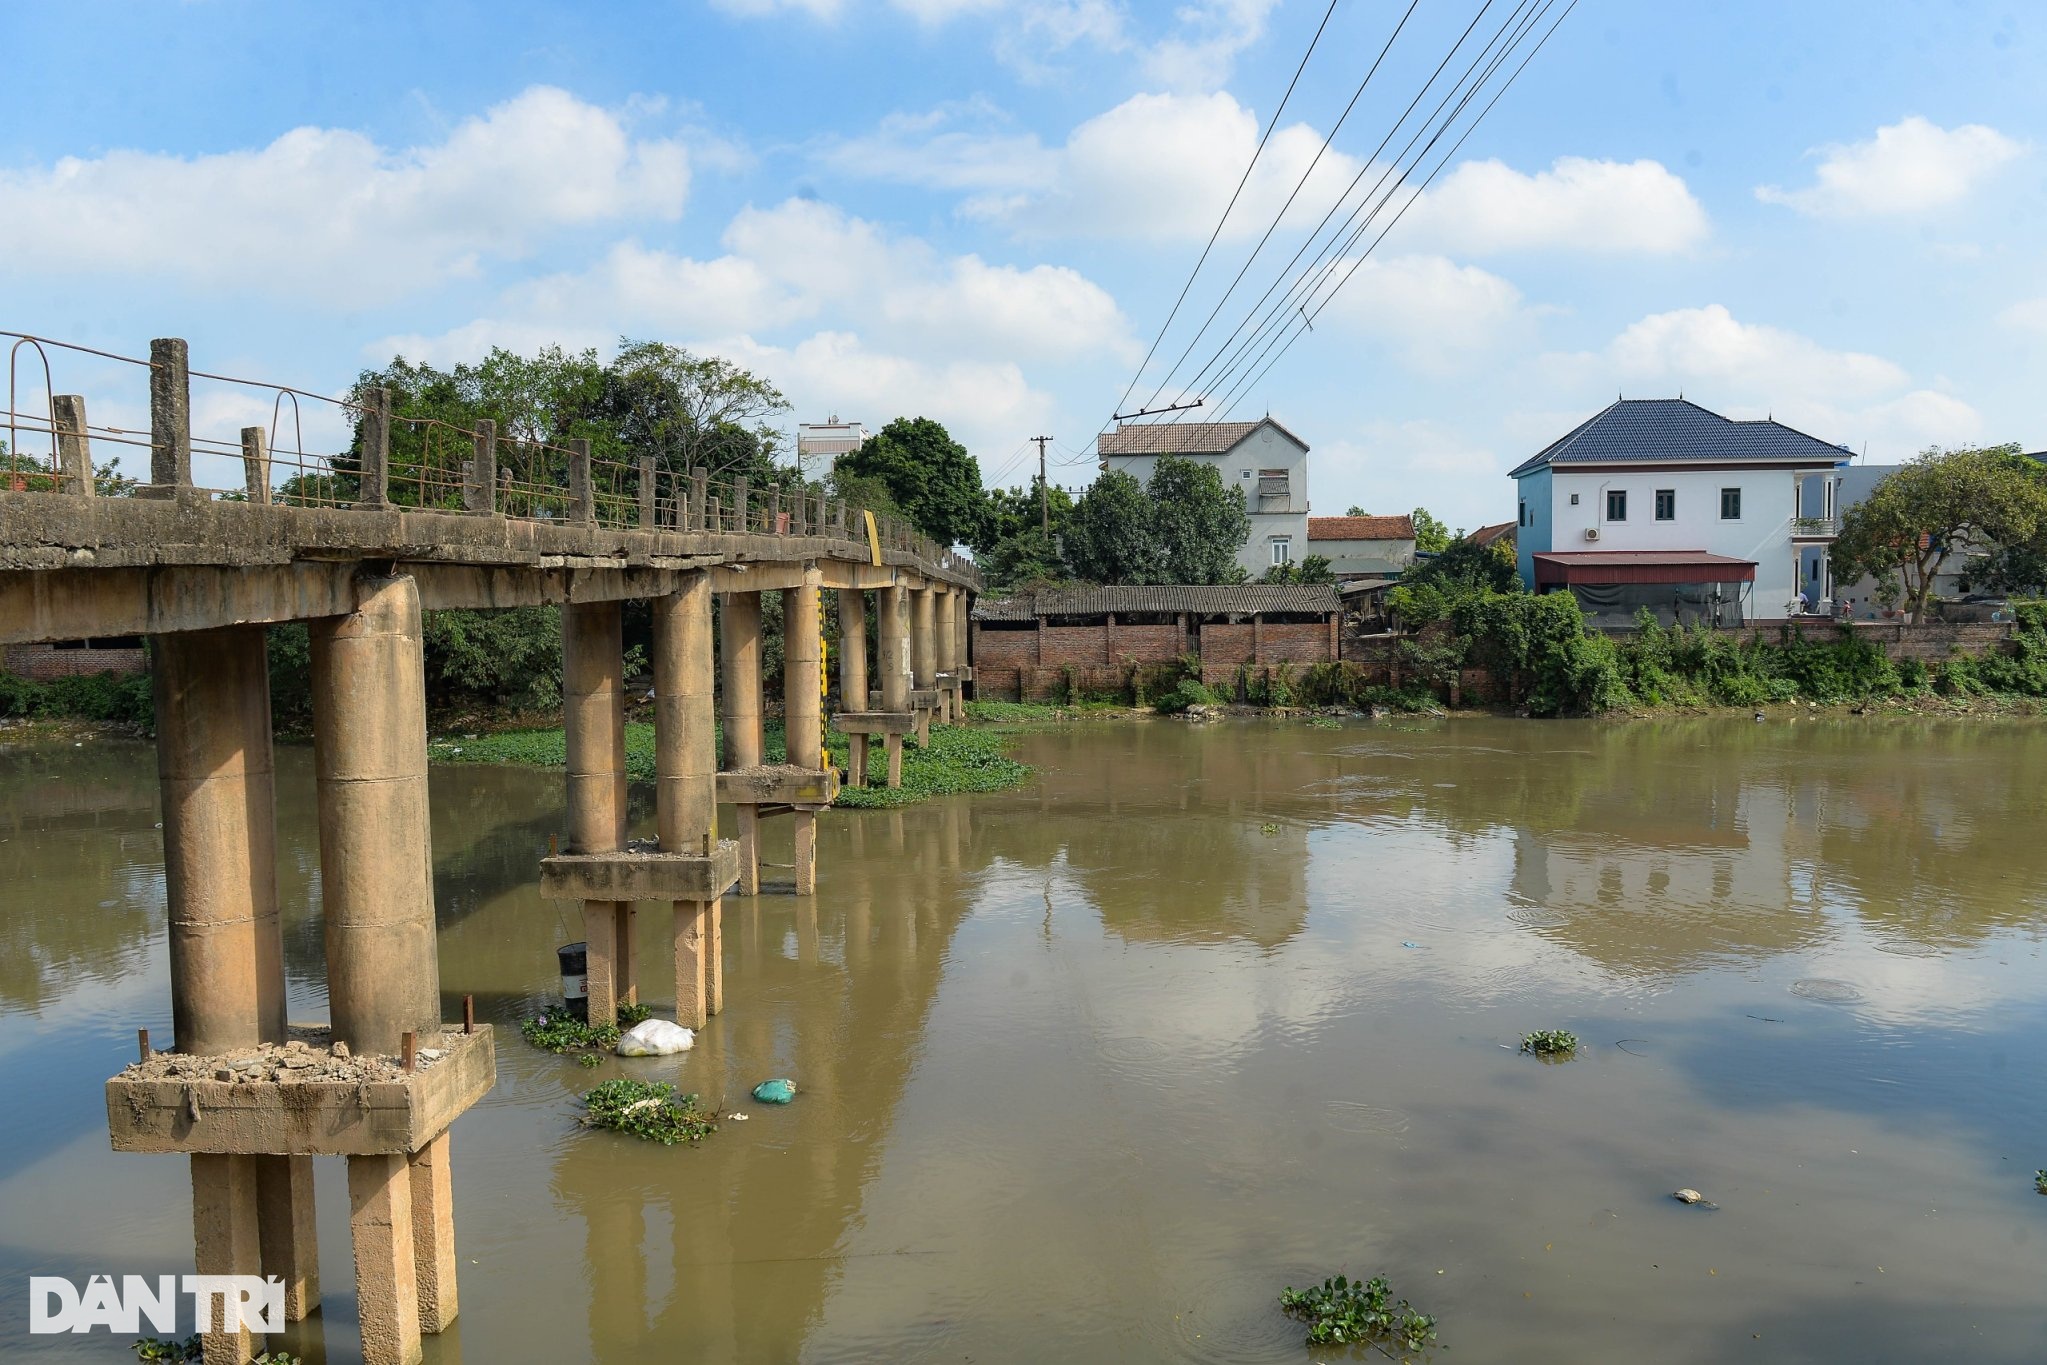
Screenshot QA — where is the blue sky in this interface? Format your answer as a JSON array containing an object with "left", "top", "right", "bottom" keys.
[{"left": 2, "top": 0, "right": 2041, "bottom": 531}]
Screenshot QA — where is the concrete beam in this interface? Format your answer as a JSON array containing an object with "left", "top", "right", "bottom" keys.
[
  {"left": 717, "top": 765, "right": 841, "bottom": 805},
  {"left": 830, "top": 711, "right": 919, "bottom": 735},
  {"left": 538, "top": 846, "right": 743, "bottom": 903},
  {"left": 106, "top": 1027, "right": 495, "bottom": 1157}
]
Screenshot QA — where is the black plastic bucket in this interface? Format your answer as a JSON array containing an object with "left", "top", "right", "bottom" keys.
[{"left": 557, "top": 941, "right": 589, "bottom": 1021}]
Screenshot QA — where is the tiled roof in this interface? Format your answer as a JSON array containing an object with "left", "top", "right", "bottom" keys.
[
  {"left": 973, "top": 584, "right": 1340, "bottom": 620},
  {"left": 1467, "top": 519, "right": 1516, "bottom": 547},
  {"left": 1508, "top": 399, "right": 1851, "bottom": 478},
  {"left": 1097, "top": 416, "right": 1310, "bottom": 456},
  {"left": 1308, "top": 514, "right": 1413, "bottom": 541}
]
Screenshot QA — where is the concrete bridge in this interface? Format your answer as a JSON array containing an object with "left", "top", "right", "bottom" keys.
[{"left": 0, "top": 336, "right": 979, "bottom": 1364}]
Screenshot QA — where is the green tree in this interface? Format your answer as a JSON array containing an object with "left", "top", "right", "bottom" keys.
[
  {"left": 837, "top": 416, "right": 985, "bottom": 547},
  {"left": 1412, "top": 507, "right": 1451, "bottom": 555},
  {"left": 1067, "top": 470, "right": 1162, "bottom": 584},
  {"left": 1832, "top": 444, "right": 2047, "bottom": 617},
  {"left": 1345, "top": 504, "right": 1367, "bottom": 517},
  {"left": 1150, "top": 454, "right": 1251, "bottom": 583},
  {"left": 1960, "top": 542, "right": 2047, "bottom": 598},
  {"left": 977, "top": 477, "right": 1076, "bottom": 588},
  {"left": 1388, "top": 533, "right": 1520, "bottom": 627},
  {"left": 1262, "top": 553, "right": 1335, "bottom": 584}
]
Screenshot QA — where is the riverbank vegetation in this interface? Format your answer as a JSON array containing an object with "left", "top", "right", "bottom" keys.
[{"left": 431, "top": 714, "right": 1032, "bottom": 808}]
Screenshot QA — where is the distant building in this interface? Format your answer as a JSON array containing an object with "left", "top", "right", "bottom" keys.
[
  {"left": 797, "top": 417, "right": 868, "bottom": 471},
  {"left": 1509, "top": 398, "right": 1845, "bottom": 625},
  {"left": 1098, "top": 418, "right": 1311, "bottom": 577},
  {"left": 1467, "top": 519, "right": 1516, "bottom": 551},
  {"left": 1305, "top": 514, "right": 1415, "bottom": 579}
]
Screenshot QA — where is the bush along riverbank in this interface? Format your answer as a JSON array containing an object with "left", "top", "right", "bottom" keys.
[{"left": 428, "top": 713, "right": 1033, "bottom": 808}]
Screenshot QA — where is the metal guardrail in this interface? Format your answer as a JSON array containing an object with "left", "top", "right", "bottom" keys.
[
  {"left": 1791, "top": 516, "right": 1841, "bottom": 536},
  {"left": 1, "top": 332, "right": 979, "bottom": 586}
]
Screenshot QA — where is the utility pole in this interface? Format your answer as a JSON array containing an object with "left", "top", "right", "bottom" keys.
[{"left": 1032, "top": 435, "right": 1054, "bottom": 535}]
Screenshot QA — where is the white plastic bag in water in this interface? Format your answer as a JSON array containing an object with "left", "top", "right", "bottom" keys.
[{"left": 616, "top": 1019, "right": 695, "bottom": 1056}]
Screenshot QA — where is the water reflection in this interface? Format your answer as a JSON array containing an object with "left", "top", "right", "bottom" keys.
[{"left": 5, "top": 717, "right": 2047, "bottom": 1363}]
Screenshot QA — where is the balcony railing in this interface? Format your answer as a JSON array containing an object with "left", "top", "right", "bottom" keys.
[{"left": 1791, "top": 515, "right": 1840, "bottom": 537}]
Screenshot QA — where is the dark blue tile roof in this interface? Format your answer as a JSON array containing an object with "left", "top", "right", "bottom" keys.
[{"left": 1509, "top": 399, "right": 1851, "bottom": 478}]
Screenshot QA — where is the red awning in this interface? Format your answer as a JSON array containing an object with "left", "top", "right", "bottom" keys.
[{"left": 1533, "top": 551, "right": 1757, "bottom": 586}]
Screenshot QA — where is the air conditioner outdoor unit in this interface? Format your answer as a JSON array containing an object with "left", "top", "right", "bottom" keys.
[{"left": 1583, "top": 527, "right": 1601, "bottom": 542}]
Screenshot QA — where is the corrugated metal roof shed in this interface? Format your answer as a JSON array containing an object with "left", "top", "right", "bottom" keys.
[
  {"left": 973, "top": 584, "right": 1340, "bottom": 620},
  {"left": 1509, "top": 399, "right": 1850, "bottom": 478}
]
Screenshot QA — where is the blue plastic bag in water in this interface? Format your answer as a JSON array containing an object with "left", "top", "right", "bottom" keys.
[{"left": 751, "top": 1078, "right": 796, "bottom": 1104}]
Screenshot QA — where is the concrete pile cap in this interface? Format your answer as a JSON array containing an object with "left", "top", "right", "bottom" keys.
[{"left": 107, "top": 1025, "right": 495, "bottom": 1157}]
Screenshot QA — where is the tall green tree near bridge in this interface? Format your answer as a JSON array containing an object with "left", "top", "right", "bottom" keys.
[
  {"left": 836, "top": 416, "right": 986, "bottom": 549},
  {"left": 1063, "top": 455, "right": 1248, "bottom": 585}
]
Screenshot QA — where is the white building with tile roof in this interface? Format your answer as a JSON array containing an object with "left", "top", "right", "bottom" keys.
[{"left": 1098, "top": 417, "right": 1311, "bottom": 578}]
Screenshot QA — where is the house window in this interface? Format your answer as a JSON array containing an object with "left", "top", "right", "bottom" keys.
[
  {"left": 1239, "top": 469, "right": 1253, "bottom": 480},
  {"left": 1606, "top": 489, "right": 1627, "bottom": 522},
  {"left": 1518, "top": 500, "right": 1527, "bottom": 528},
  {"left": 1269, "top": 537, "right": 1292, "bottom": 566},
  {"left": 1654, "top": 489, "right": 1675, "bottom": 521},
  {"left": 1257, "top": 468, "right": 1289, "bottom": 499},
  {"left": 1720, "top": 487, "right": 1742, "bottom": 520},
  {"left": 1569, "top": 492, "right": 1580, "bottom": 505}
]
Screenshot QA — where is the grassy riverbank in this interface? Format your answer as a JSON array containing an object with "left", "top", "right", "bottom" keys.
[{"left": 429, "top": 714, "right": 1034, "bottom": 808}]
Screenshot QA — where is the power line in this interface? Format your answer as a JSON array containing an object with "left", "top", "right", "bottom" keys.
[
  {"left": 1213, "top": 0, "right": 1580, "bottom": 423},
  {"left": 1131, "top": 0, "right": 1423, "bottom": 419},
  {"left": 1152, "top": 0, "right": 1527, "bottom": 424},
  {"left": 1107, "top": 0, "right": 1343, "bottom": 427}
]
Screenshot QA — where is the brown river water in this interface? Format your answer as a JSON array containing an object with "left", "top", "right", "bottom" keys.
[{"left": 2, "top": 716, "right": 2045, "bottom": 1363}]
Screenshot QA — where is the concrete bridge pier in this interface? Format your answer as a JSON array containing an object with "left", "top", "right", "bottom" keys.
[
  {"left": 654, "top": 574, "right": 725, "bottom": 1027},
  {"left": 784, "top": 572, "right": 825, "bottom": 895},
  {"left": 936, "top": 588, "right": 959, "bottom": 723},
  {"left": 880, "top": 584, "right": 912, "bottom": 785},
  {"left": 561, "top": 600, "right": 634, "bottom": 1025},
  {"left": 911, "top": 585, "right": 937, "bottom": 745},
  {"left": 836, "top": 588, "right": 869, "bottom": 785},
  {"left": 154, "top": 625, "right": 294, "bottom": 1365},
  {"left": 311, "top": 572, "right": 462, "bottom": 1365},
  {"left": 719, "top": 590, "right": 766, "bottom": 894}
]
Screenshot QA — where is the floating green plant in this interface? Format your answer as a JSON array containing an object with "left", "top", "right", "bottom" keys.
[
  {"left": 1521, "top": 1029, "right": 1578, "bottom": 1057},
  {"left": 1279, "top": 1273, "right": 1436, "bottom": 1351}
]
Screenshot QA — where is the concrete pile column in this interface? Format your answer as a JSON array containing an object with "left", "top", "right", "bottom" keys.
[
  {"left": 878, "top": 585, "right": 911, "bottom": 787},
  {"left": 655, "top": 573, "right": 722, "bottom": 1028},
  {"left": 561, "top": 601, "right": 634, "bottom": 1025},
  {"left": 836, "top": 588, "right": 869, "bottom": 786},
  {"left": 955, "top": 590, "right": 972, "bottom": 709},
  {"left": 936, "top": 590, "right": 958, "bottom": 723},
  {"left": 911, "top": 585, "right": 936, "bottom": 745},
  {"left": 785, "top": 574, "right": 824, "bottom": 895},
  {"left": 310, "top": 572, "right": 448, "bottom": 1365},
  {"left": 154, "top": 625, "right": 294, "bottom": 1364},
  {"left": 719, "top": 591, "right": 765, "bottom": 894}
]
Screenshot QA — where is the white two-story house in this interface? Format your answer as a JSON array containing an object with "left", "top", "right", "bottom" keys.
[
  {"left": 1098, "top": 418, "right": 1311, "bottom": 578},
  {"left": 1510, "top": 399, "right": 1846, "bottom": 625}
]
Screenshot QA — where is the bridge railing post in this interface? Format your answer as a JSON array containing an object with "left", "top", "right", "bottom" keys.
[
  {"left": 356, "top": 386, "right": 392, "bottom": 510},
  {"left": 148, "top": 337, "right": 192, "bottom": 495},
  {"left": 638, "top": 456, "right": 656, "bottom": 529},
  {"left": 691, "top": 468, "right": 707, "bottom": 531},
  {"left": 568, "top": 438, "right": 593, "bottom": 524},
  {"left": 239, "top": 426, "right": 271, "bottom": 505},
  {"left": 467, "top": 419, "right": 496, "bottom": 514},
  {"left": 53, "top": 394, "right": 94, "bottom": 497},
  {"left": 733, "top": 476, "right": 749, "bottom": 533}
]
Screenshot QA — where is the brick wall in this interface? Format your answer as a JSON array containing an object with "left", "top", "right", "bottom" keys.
[
  {"left": 971, "top": 616, "right": 1337, "bottom": 701},
  {"left": 1258, "top": 621, "right": 1329, "bottom": 663},
  {"left": 4, "top": 643, "right": 147, "bottom": 680},
  {"left": 1105, "top": 622, "right": 1183, "bottom": 662}
]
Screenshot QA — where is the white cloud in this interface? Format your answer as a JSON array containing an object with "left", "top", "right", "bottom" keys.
[
  {"left": 1318, "top": 253, "right": 1533, "bottom": 373},
  {"left": 1546, "top": 304, "right": 1982, "bottom": 460},
  {"left": 1140, "top": 0, "right": 1279, "bottom": 91},
  {"left": 1997, "top": 297, "right": 2047, "bottom": 336},
  {"left": 710, "top": 0, "right": 844, "bottom": 17},
  {"left": 0, "top": 87, "right": 689, "bottom": 303},
  {"left": 1603, "top": 305, "right": 1906, "bottom": 401},
  {"left": 1404, "top": 156, "right": 1709, "bottom": 255},
  {"left": 965, "top": 90, "right": 1363, "bottom": 241},
  {"left": 1755, "top": 116, "right": 2024, "bottom": 218},
  {"left": 819, "top": 101, "right": 1059, "bottom": 192}
]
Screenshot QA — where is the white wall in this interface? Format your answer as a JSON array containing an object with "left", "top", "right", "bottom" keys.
[
  {"left": 1547, "top": 468, "right": 1808, "bottom": 613},
  {"left": 1105, "top": 423, "right": 1310, "bottom": 577}
]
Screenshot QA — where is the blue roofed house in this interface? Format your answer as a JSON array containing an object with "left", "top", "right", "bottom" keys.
[{"left": 1510, "top": 399, "right": 1848, "bottom": 626}]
